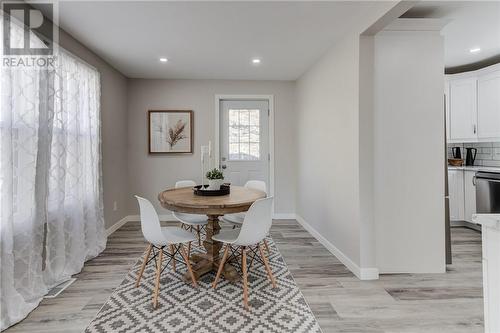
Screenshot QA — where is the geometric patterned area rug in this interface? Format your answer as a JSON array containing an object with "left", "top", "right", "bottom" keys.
[{"left": 85, "top": 236, "right": 322, "bottom": 333}]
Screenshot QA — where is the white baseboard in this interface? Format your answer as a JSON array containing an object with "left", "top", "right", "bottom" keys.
[
  {"left": 358, "top": 267, "right": 379, "bottom": 280},
  {"left": 273, "top": 213, "right": 296, "bottom": 220},
  {"left": 295, "top": 214, "right": 379, "bottom": 280},
  {"left": 451, "top": 220, "right": 481, "bottom": 231},
  {"left": 107, "top": 213, "right": 379, "bottom": 280},
  {"left": 105, "top": 216, "right": 131, "bottom": 236},
  {"left": 105, "top": 214, "right": 176, "bottom": 236}
]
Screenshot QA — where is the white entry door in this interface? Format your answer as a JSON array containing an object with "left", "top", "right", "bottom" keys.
[{"left": 219, "top": 100, "right": 269, "bottom": 188}]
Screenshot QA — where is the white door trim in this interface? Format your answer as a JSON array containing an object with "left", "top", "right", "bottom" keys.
[{"left": 215, "top": 94, "right": 275, "bottom": 212}]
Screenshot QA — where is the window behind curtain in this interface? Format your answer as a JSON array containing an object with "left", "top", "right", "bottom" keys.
[{"left": 0, "top": 14, "right": 105, "bottom": 330}]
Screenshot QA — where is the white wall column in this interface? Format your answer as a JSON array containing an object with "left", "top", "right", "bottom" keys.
[{"left": 373, "top": 19, "right": 447, "bottom": 273}]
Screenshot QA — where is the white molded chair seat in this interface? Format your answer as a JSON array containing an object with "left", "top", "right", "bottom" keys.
[
  {"left": 160, "top": 227, "right": 197, "bottom": 245},
  {"left": 221, "top": 212, "right": 245, "bottom": 225},
  {"left": 172, "top": 212, "right": 208, "bottom": 226},
  {"left": 173, "top": 180, "right": 207, "bottom": 226},
  {"left": 134, "top": 195, "right": 198, "bottom": 309},
  {"left": 172, "top": 180, "right": 208, "bottom": 245},
  {"left": 212, "top": 197, "right": 276, "bottom": 310},
  {"left": 212, "top": 229, "right": 240, "bottom": 244},
  {"left": 221, "top": 180, "right": 266, "bottom": 226}
]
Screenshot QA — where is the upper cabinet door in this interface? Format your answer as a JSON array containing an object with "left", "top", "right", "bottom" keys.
[
  {"left": 449, "top": 78, "right": 477, "bottom": 141},
  {"left": 477, "top": 70, "right": 500, "bottom": 139}
]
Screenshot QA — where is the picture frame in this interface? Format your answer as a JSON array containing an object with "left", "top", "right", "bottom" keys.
[{"left": 148, "top": 110, "right": 193, "bottom": 154}]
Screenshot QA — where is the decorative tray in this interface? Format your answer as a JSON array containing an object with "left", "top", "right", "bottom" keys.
[{"left": 193, "top": 184, "right": 230, "bottom": 196}]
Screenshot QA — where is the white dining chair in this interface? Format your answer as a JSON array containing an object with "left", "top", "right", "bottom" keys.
[
  {"left": 221, "top": 180, "right": 271, "bottom": 253},
  {"left": 172, "top": 180, "right": 208, "bottom": 246},
  {"left": 212, "top": 197, "right": 276, "bottom": 310},
  {"left": 135, "top": 196, "right": 198, "bottom": 309}
]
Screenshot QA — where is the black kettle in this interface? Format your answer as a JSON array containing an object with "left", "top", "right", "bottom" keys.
[
  {"left": 465, "top": 148, "right": 477, "bottom": 166},
  {"left": 452, "top": 147, "right": 462, "bottom": 159}
]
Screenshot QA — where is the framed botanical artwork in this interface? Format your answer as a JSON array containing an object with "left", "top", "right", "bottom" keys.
[{"left": 148, "top": 110, "right": 193, "bottom": 154}]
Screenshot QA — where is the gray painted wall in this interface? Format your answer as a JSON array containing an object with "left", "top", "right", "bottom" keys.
[
  {"left": 296, "top": 34, "right": 362, "bottom": 267},
  {"left": 126, "top": 79, "right": 296, "bottom": 216}
]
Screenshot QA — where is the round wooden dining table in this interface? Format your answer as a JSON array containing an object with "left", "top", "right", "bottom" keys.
[{"left": 158, "top": 185, "right": 266, "bottom": 282}]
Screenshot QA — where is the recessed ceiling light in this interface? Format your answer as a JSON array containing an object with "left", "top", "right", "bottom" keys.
[
  {"left": 252, "top": 58, "right": 261, "bottom": 64},
  {"left": 470, "top": 48, "right": 481, "bottom": 54},
  {"left": 159, "top": 57, "right": 168, "bottom": 62}
]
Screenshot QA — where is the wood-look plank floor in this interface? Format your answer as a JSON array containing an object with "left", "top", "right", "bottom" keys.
[{"left": 5, "top": 222, "right": 483, "bottom": 333}]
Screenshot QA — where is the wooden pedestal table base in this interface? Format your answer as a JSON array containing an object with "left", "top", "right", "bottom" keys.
[
  {"left": 183, "top": 215, "right": 240, "bottom": 282},
  {"left": 158, "top": 185, "right": 266, "bottom": 282}
]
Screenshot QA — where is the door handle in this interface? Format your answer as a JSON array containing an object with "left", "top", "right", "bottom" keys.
[{"left": 221, "top": 165, "right": 227, "bottom": 169}]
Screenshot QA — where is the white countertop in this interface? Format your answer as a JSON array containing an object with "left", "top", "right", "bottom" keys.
[
  {"left": 472, "top": 214, "right": 500, "bottom": 229},
  {"left": 448, "top": 165, "right": 500, "bottom": 173}
]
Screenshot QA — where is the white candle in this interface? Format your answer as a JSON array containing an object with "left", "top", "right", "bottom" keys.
[
  {"left": 208, "top": 141, "right": 212, "bottom": 169},
  {"left": 200, "top": 146, "right": 204, "bottom": 189}
]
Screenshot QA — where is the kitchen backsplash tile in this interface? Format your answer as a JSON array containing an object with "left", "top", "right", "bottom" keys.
[{"left": 448, "top": 142, "right": 500, "bottom": 166}]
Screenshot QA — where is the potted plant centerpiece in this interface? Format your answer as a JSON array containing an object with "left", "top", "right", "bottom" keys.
[{"left": 206, "top": 168, "right": 224, "bottom": 190}]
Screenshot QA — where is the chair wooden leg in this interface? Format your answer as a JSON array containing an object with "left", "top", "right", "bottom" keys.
[
  {"left": 153, "top": 247, "right": 163, "bottom": 308},
  {"left": 187, "top": 241, "right": 192, "bottom": 258},
  {"left": 212, "top": 244, "right": 230, "bottom": 289},
  {"left": 170, "top": 244, "right": 176, "bottom": 272},
  {"left": 136, "top": 244, "right": 152, "bottom": 287},
  {"left": 180, "top": 244, "right": 198, "bottom": 288},
  {"left": 263, "top": 239, "right": 271, "bottom": 255},
  {"left": 242, "top": 246, "right": 249, "bottom": 310},
  {"left": 196, "top": 225, "right": 201, "bottom": 246},
  {"left": 259, "top": 243, "right": 277, "bottom": 288}
]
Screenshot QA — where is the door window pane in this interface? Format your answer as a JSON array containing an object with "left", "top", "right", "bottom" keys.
[
  {"left": 249, "top": 126, "right": 259, "bottom": 142},
  {"left": 249, "top": 143, "right": 260, "bottom": 160},
  {"left": 227, "top": 109, "right": 260, "bottom": 161},
  {"left": 240, "top": 143, "right": 250, "bottom": 160},
  {"left": 229, "top": 126, "right": 239, "bottom": 142},
  {"left": 239, "top": 126, "right": 249, "bottom": 142},
  {"left": 239, "top": 110, "right": 250, "bottom": 126},
  {"left": 229, "top": 143, "right": 239, "bottom": 160},
  {"left": 229, "top": 110, "right": 239, "bottom": 126},
  {"left": 249, "top": 110, "right": 259, "bottom": 126}
]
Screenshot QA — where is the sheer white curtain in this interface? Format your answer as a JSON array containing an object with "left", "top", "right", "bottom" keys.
[{"left": 0, "top": 16, "right": 106, "bottom": 330}]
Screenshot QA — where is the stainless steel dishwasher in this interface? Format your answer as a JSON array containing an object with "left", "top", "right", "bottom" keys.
[{"left": 475, "top": 171, "right": 500, "bottom": 214}]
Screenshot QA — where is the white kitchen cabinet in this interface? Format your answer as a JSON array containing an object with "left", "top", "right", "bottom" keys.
[
  {"left": 477, "top": 70, "right": 500, "bottom": 139},
  {"left": 464, "top": 170, "right": 476, "bottom": 223},
  {"left": 448, "top": 169, "right": 464, "bottom": 221},
  {"left": 448, "top": 78, "right": 477, "bottom": 141},
  {"left": 446, "top": 63, "right": 500, "bottom": 142}
]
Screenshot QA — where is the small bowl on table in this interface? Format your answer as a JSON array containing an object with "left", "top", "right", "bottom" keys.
[{"left": 448, "top": 158, "right": 464, "bottom": 167}]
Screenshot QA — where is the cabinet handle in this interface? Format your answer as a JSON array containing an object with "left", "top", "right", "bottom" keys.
[
  {"left": 473, "top": 124, "right": 477, "bottom": 134},
  {"left": 472, "top": 176, "right": 476, "bottom": 186}
]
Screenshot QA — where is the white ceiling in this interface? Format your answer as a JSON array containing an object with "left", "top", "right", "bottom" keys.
[
  {"left": 403, "top": 1, "right": 500, "bottom": 69},
  {"left": 52, "top": 1, "right": 382, "bottom": 80}
]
